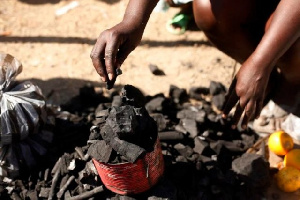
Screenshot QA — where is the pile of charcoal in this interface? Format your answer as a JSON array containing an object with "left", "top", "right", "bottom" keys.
[{"left": 0, "top": 82, "right": 271, "bottom": 200}]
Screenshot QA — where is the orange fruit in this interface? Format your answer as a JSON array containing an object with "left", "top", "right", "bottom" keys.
[
  {"left": 284, "top": 149, "right": 300, "bottom": 170},
  {"left": 268, "top": 130, "right": 294, "bottom": 156},
  {"left": 275, "top": 166, "right": 300, "bottom": 192}
]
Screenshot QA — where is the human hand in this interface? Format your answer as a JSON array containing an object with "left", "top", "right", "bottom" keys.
[
  {"left": 90, "top": 21, "right": 144, "bottom": 89},
  {"left": 222, "top": 62, "right": 270, "bottom": 129}
]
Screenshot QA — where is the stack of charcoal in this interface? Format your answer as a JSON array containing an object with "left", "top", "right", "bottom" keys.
[{"left": 0, "top": 83, "right": 270, "bottom": 200}]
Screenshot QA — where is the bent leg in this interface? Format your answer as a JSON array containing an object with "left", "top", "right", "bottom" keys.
[{"left": 193, "top": 0, "right": 300, "bottom": 116}]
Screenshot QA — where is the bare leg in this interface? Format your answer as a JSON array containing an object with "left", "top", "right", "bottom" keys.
[{"left": 193, "top": 0, "right": 300, "bottom": 117}]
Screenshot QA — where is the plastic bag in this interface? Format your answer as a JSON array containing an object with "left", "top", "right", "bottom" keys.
[
  {"left": 0, "top": 53, "right": 53, "bottom": 178},
  {"left": 282, "top": 114, "right": 300, "bottom": 141}
]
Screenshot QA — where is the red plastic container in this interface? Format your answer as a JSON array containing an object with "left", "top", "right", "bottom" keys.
[{"left": 92, "top": 138, "right": 164, "bottom": 195}]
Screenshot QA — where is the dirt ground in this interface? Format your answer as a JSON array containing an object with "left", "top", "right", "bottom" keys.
[{"left": 1, "top": 0, "right": 237, "bottom": 105}]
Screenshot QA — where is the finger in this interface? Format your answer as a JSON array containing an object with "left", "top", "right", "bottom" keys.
[
  {"left": 222, "top": 78, "right": 237, "bottom": 116},
  {"left": 241, "top": 100, "right": 256, "bottom": 129},
  {"left": 222, "top": 91, "right": 239, "bottom": 117},
  {"left": 255, "top": 98, "right": 264, "bottom": 119},
  {"left": 116, "top": 42, "right": 136, "bottom": 68},
  {"left": 90, "top": 40, "right": 107, "bottom": 82},
  {"left": 104, "top": 37, "right": 120, "bottom": 81},
  {"left": 231, "top": 98, "right": 247, "bottom": 128}
]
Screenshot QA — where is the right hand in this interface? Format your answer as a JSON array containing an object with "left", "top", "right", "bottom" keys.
[{"left": 90, "top": 21, "right": 144, "bottom": 84}]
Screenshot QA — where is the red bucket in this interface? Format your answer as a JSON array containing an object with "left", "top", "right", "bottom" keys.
[{"left": 92, "top": 138, "right": 164, "bottom": 195}]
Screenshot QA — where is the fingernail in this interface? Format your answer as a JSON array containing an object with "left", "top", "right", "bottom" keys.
[{"left": 108, "top": 73, "right": 113, "bottom": 80}]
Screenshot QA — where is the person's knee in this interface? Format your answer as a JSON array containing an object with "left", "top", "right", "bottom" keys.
[{"left": 193, "top": 0, "right": 218, "bottom": 32}]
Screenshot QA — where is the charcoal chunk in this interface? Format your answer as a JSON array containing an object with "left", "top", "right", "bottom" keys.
[
  {"left": 121, "top": 85, "right": 146, "bottom": 107},
  {"left": 177, "top": 109, "right": 206, "bottom": 123},
  {"left": 209, "top": 81, "right": 226, "bottom": 96},
  {"left": 193, "top": 137, "right": 209, "bottom": 155},
  {"left": 87, "top": 140, "right": 112, "bottom": 163},
  {"left": 100, "top": 125, "right": 145, "bottom": 163},
  {"left": 189, "top": 87, "right": 209, "bottom": 100},
  {"left": 211, "top": 93, "right": 226, "bottom": 111},
  {"left": 169, "top": 85, "right": 188, "bottom": 104},
  {"left": 106, "top": 106, "right": 138, "bottom": 139},
  {"left": 145, "top": 96, "right": 165, "bottom": 113},
  {"left": 158, "top": 131, "right": 184, "bottom": 141},
  {"left": 232, "top": 153, "right": 270, "bottom": 188},
  {"left": 181, "top": 119, "right": 198, "bottom": 138},
  {"left": 150, "top": 113, "right": 167, "bottom": 132},
  {"left": 148, "top": 64, "right": 165, "bottom": 76}
]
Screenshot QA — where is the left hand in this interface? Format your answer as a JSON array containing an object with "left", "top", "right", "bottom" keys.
[{"left": 222, "top": 60, "right": 270, "bottom": 129}]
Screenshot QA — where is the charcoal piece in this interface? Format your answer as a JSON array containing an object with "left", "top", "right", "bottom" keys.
[
  {"left": 111, "top": 195, "right": 137, "bottom": 200},
  {"left": 11, "top": 192, "right": 22, "bottom": 200},
  {"left": 148, "top": 64, "right": 165, "bottom": 76},
  {"left": 232, "top": 153, "right": 270, "bottom": 188},
  {"left": 210, "top": 140, "right": 246, "bottom": 154},
  {"left": 189, "top": 87, "right": 209, "bottom": 100},
  {"left": 198, "top": 155, "right": 213, "bottom": 164},
  {"left": 39, "top": 187, "right": 50, "bottom": 199},
  {"left": 211, "top": 93, "right": 226, "bottom": 111},
  {"left": 193, "top": 137, "right": 209, "bottom": 155},
  {"left": 150, "top": 113, "right": 167, "bottom": 132},
  {"left": 121, "top": 85, "right": 146, "bottom": 107},
  {"left": 89, "top": 126, "right": 101, "bottom": 140},
  {"left": 87, "top": 140, "right": 112, "bottom": 163},
  {"left": 60, "top": 153, "right": 73, "bottom": 175},
  {"left": 176, "top": 155, "right": 188, "bottom": 163},
  {"left": 158, "top": 131, "right": 184, "bottom": 141},
  {"left": 202, "top": 102, "right": 213, "bottom": 114},
  {"left": 106, "top": 80, "right": 115, "bottom": 90},
  {"left": 181, "top": 119, "right": 198, "bottom": 138},
  {"left": 201, "top": 130, "right": 212, "bottom": 138},
  {"left": 209, "top": 81, "right": 226, "bottom": 96},
  {"left": 169, "top": 85, "right": 188, "bottom": 104},
  {"left": 174, "top": 144, "right": 194, "bottom": 158},
  {"left": 176, "top": 109, "right": 206, "bottom": 123},
  {"left": 145, "top": 96, "right": 165, "bottom": 113},
  {"left": 26, "top": 190, "right": 38, "bottom": 200},
  {"left": 106, "top": 106, "right": 138, "bottom": 139},
  {"left": 207, "top": 112, "right": 217, "bottom": 122},
  {"left": 175, "top": 124, "right": 188, "bottom": 134},
  {"left": 241, "top": 134, "right": 256, "bottom": 150},
  {"left": 112, "top": 96, "right": 122, "bottom": 107},
  {"left": 100, "top": 125, "right": 145, "bottom": 163},
  {"left": 95, "top": 104, "right": 110, "bottom": 117},
  {"left": 95, "top": 109, "right": 109, "bottom": 118}
]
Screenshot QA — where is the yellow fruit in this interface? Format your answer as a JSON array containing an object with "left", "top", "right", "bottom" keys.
[
  {"left": 284, "top": 149, "right": 300, "bottom": 170},
  {"left": 268, "top": 131, "right": 294, "bottom": 156},
  {"left": 275, "top": 166, "right": 300, "bottom": 192}
]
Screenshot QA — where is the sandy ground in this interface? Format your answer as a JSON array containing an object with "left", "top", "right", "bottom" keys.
[
  {"left": 1, "top": 1, "right": 300, "bottom": 199},
  {"left": 1, "top": 0, "right": 237, "bottom": 105}
]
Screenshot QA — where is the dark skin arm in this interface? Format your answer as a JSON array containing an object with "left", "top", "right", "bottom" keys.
[
  {"left": 222, "top": 0, "right": 300, "bottom": 128},
  {"left": 90, "top": 0, "right": 159, "bottom": 85}
]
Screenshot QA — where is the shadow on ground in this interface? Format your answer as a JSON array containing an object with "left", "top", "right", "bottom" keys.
[
  {"left": 0, "top": 36, "right": 212, "bottom": 47},
  {"left": 21, "top": 77, "right": 124, "bottom": 106},
  {"left": 17, "top": 0, "right": 61, "bottom": 5},
  {"left": 95, "top": 0, "right": 121, "bottom": 5}
]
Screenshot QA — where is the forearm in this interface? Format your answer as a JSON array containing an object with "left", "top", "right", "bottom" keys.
[
  {"left": 123, "top": 0, "right": 160, "bottom": 29},
  {"left": 250, "top": 0, "right": 300, "bottom": 73}
]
